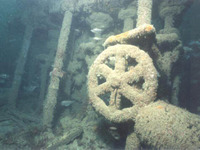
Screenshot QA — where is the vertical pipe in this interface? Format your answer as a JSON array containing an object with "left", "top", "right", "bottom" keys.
[
  {"left": 43, "top": 11, "right": 73, "bottom": 127},
  {"left": 136, "top": 0, "right": 153, "bottom": 27},
  {"left": 8, "top": 25, "right": 33, "bottom": 109}
]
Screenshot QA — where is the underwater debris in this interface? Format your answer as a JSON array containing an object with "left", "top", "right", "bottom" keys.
[
  {"left": 135, "top": 100, "right": 200, "bottom": 149},
  {"left": 43, "top": 11, "right": 73, "bottom": 127},
  {"left": 103, "top": 24, "right": 155, "bottom": 48},
  {"left": 46, "top": 127, "right": 83, "bottom": 149}
]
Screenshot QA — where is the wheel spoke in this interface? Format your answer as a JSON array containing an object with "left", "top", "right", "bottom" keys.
[
  {"left": 98, "top": 64, "right": 113, "bottom": 78},
  {"left": 123, "top": 64, "right": 143, "bottom": 83},
  {"left": 95, "top": 82, "right": 110, "bottom": 95},
  {"left": 120, "top": 83, "right": 144, "bottom": 105},
  {"left": 115, "top": 54, "right": 125, "bottom": 72},
  {"left": 109, "top": 89, "right": 116, "bottom": 106}
]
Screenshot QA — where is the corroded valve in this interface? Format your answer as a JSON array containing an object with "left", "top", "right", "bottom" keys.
[{"left": 88, "top": 44, "right": 158, "bottom": 123}]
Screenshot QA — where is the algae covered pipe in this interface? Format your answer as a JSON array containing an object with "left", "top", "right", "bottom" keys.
[
  {"left": 126, "top": 100, "right": 200, "bottom": 149},
  {"left": 8, "top": 25, "right": 34, "bottom": 109},
  {"left": 43, "top": 11, "right": 73, "bottom": 127},
  {"left": 136, "top": 0, "right": 152, "bottom": 27}
]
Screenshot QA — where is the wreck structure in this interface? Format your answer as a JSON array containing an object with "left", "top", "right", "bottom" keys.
[{"left": 0, "top": 0, "right": 199, "bottom": 149}]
